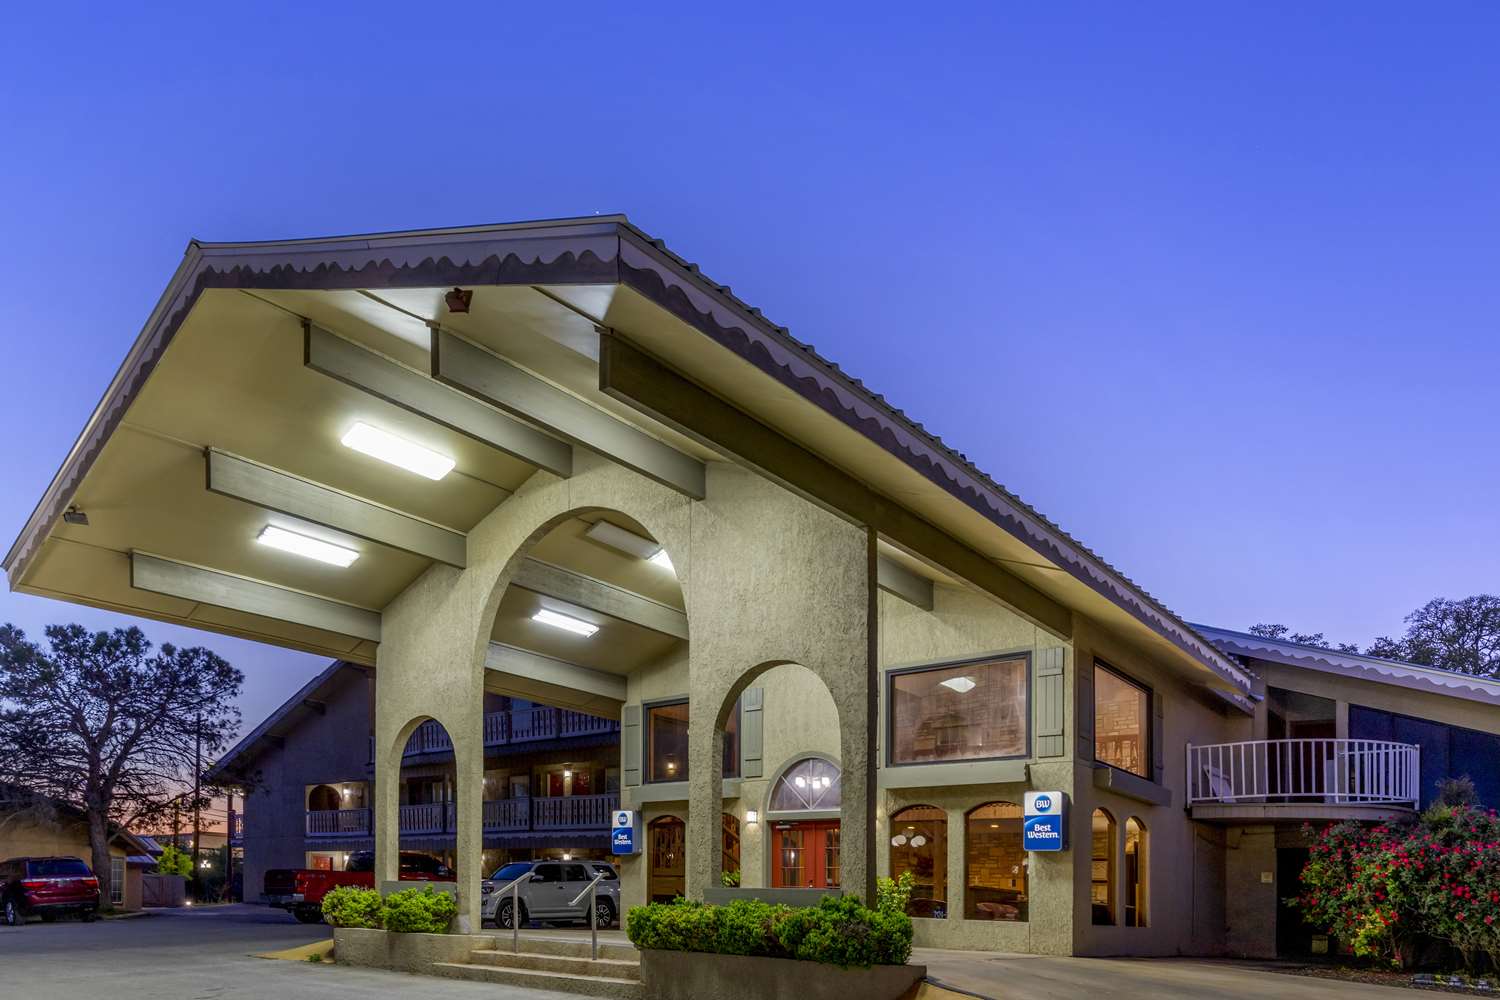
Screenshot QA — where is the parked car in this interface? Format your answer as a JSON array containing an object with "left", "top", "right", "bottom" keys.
[
  {"left": 0, "top": 856, "right": 100, "bottom": 926},
  {"left": 480, "top": 860, "right": 619, "bottom": 929},
  {"left": 263, "top": 850, "right": 453, "bottom": 923}
]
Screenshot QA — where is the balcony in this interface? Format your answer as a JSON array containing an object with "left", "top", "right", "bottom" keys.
[
  {"left": 1186, "top": 738, "right": 1420, "bottom": 822},
  {"left": 403, "top": 706, "right": 618, "bottom": 757},
  {"left": 306, "top": 793, "right": 619, "bottom": 840}
]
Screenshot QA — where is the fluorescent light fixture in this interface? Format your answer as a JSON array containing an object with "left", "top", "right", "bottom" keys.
[
  {"left": 341, "top": 421, "right": 455, "bottom": 480},
  {"left": 256, "top": 525, "right": 359, "bottom": 567},
  {"left": 585, "top": 520, "right": 661, "bottom": 559},
  {"left": 648, "top": 548, "right": 675, "bottom": 571},
  {"left": 531, "top": 608, "right": 599, "bottom": 637},
  {"left": 940, "top": 676, "right": 977, "bottom": 694}
]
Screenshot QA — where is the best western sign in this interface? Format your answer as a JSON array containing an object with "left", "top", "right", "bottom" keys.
[
  {"left": 1022, "top": 791, "right": 1068, "bottom": 851},
  {"left": 611, "top": 810, "right": 641, "bottom": 856}
]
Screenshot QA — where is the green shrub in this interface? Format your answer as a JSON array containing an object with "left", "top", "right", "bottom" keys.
[
  {"left": 381, "top": 885, "right": 457, "bottom": 934},
  {"left": 154, "top": 845, "right": 193, "bottom": 877},
  {"left": 321, "top": 886, "right": 382, "bottom": 929},
  {"left": 626, "top": 894, "right": 911, "bottom": 968},
  {"left": 876, "top": 871, "right": 915, "bottom": 916}
]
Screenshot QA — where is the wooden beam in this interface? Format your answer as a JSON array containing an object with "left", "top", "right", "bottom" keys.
[
  {"left": 512, "top": 558, "right": 688, "bottom": 639},
  {"left": 206, "top": 448, "right": 467, "bottom": 568},
  {"left": 432, "top": 329, "right": 705, "bottom": 499},
  {"left": 130, "top": 552, "right": 381, "bottom": 642},
  {"left": 484, "top": 642, "right": 627, "bottom": 704},
  {"left": 598, "top": 334, "right": 1072, "bottom": 638},
  {"left": 876, "top": 555, "right": 934, "bottom": 611},
  {"left": 304, "top": 323, "right": 573, "bottom": 478}
]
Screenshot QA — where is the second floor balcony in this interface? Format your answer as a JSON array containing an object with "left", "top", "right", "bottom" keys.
[
  {"left": 400, "top": 706, "right": 618, "bottom": 757},
  {"left": 1186, "top": 738, "right": 1420, "bottom": 822},
  {"left": 305, "top": 792, "right": 619, "bottom": 839}
]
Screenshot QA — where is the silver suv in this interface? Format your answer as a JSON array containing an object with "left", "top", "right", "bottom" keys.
[{"left": 480, "top": 860, "right": 620, "bottom": 929}]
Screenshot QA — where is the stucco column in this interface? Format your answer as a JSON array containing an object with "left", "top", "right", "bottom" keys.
[
  {"left": 452, "top": 727, "right": 485, "bottom": 934},
  {"left": 686, "top": 712, "right": 726, "bottom": 897}
]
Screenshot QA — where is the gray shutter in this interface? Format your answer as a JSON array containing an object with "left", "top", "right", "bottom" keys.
[
  {"left": 1152, "top": 692, "right": 1165, "bottom": 784},
  {"left": 1034, "top": 647, "right": 1066, "bottom": 757},
  {"left": 740, "top": 688, "right": 764, "bottom": 779},
  {"left": 1076, "top": 655, "right": 1095, "bottom": 762},
  {"left": 623, "top": 704, "right": 642, "bottom": 787}
]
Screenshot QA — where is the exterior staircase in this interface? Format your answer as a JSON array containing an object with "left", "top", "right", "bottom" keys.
[{"left": 434, "top": 937, "right": 642, "bottom": 998}]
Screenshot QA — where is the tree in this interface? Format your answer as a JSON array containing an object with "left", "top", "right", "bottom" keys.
[
  {"left": 1248, "top": 622, "right": 1361, "bottom": 654},
  {"left": 155, "top": 843, "right": 194, "bottom": 877},
  {"left": 0, "top": 624, "right": 242, "bottom": 907},
  {"left": 1368, "top": 596, "right": 1500, "bottom": 677}
]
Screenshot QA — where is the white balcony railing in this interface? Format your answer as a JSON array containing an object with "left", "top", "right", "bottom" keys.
[
  {"left": 307, "top": 807, "right": 373, "bottom": 837},
  {"left": 312, "top": 793, "right": 623, "bottom": 839},
  {"left": 1186, "top": 738, "right": 1420, "bottom": 807},
  {"left": 403, "top": 707, "right": 618, "bottom": 756}
]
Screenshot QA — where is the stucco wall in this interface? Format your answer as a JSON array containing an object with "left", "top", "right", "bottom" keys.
[
  {"left": 1223, "top": 825, "right": 1278, "bottom": 958},
  {"left": 240, "top": 666, "right": 373, "bottom": 902}
]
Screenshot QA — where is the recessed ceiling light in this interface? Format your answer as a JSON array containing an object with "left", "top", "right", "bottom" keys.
[
  {"left": 648, "top": 548, "right": 674, "bottom": 571},
  {"left": 257, "top": 525, "right": 359, "bottom": 567},
  {"left": 940, "top": 676, "right": 977, "bottom": 694},
  {"left": 531, "top": 608, "right": 599, "bottom": 637},
  {"left": 341, "top": 422, "right": 455, "bottom": 480}
]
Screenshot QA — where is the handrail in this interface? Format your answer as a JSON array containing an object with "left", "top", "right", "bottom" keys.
[
  {"left": 1186, "top": 738, "right": 1420, "bottom": 807},
  {"left": 567, "top": 872, "right": 609, "bottom": 961},
  {"left": 486, "top": 870, "right": 534, "bottom": 955}
]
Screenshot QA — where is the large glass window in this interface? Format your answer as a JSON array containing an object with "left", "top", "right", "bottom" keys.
[
  {"left": 889, "top": 656, "right": 1029, "bottom": 765},
  {"left": 964, "top": 802, "right": 1027, "bottom": 921},
  {"left": 1091, "top": 808, "right": 1116, "bottom": 925},
  {"left": 769, "top": 757, "right": 841, "bottom": 812},
  {"left": 1124, "top": 817, "right": 1147, "bottom": 927},
  {"left": 646, "top": 700, "right": 690, "bottom": 782},
  {"left": 722, "top": 702, "right": 741, "bottom": 779},
  {"left": 890, "top": 806, "right": 947, "bottom": 918},
  {"left": 1094, "top": 663, "right": 1150, "bottom": 778}
]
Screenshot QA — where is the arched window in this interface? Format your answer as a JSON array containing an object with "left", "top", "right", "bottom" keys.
[
  {"left": 722, "top": 813, "right": 741, "bottom": 883},
  {"left": 890, "top": 806, "right": 947, "bottom": 918},
  {"left": 1091, "top": 808, "right": 1116, "bottom": 925},
  {"left": 769, "top": 758, "right": 841, "bottom": 812},
  {"left": 1124, "top": 817, "right": 1147, "bottom": 927},
  {"left": 964, "top": 802, "right": 1026, "bottom": 921},
  {"left": 308, "top": 784, "right": 340, "bottom": 811}
]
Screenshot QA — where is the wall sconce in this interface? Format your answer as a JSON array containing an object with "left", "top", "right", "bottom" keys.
[
  {"left": 562, "top": 853, "right": 572, "bottom": 861},
  {"left": 563, "top": 769, "right": 573, "bottom": 779},
  {"left": 745, "top": 810, "right": 759, "bottom": 824}
]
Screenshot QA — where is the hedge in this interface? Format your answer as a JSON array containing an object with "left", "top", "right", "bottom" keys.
[
  {"left": 625, "top": 895, "right": 913, "bottom": 968},
  {"left": 322, "top": 886, "right": 383, "bottom": 929},
  {"left": 320, "top": 884, "right": 457, "bottom": 933}
]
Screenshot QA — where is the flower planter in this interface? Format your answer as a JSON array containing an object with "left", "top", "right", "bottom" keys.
[
  {"left": 638, "top": 949, "right": 925, "bottom": 1000},
  {"left": 332, "top": 927, "right": 496, "bottom": 974}
]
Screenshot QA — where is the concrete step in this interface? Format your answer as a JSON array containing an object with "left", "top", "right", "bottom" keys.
[
  {"left": 469, "top": 948, "right": 641, "bottom": 980},
  {"left": 513, "top": 937, "right": 639, "bottom": 963},
  {"left": 433, "top": 961, "right": 644, "bottom": 998}
]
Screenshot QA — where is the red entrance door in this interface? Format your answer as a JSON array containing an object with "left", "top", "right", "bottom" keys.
[{"left": 769, "top": 821, "right": 841, "bottom": 888}]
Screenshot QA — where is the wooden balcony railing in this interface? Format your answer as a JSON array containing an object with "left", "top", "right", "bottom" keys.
[
  {"left": 1186, "top": 738, "right": 1420, "bottom": 807},
  {"left": 403, "top": 707, "right": 618, "bottom": 757},
  {"left": 306, "top": 807, "right": 373, "bottom": 837},
  {"left": 308, "top": 794, "right": 621, "bottom": 839}
]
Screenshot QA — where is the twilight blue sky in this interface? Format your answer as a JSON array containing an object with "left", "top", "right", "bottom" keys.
[{"left": 1, "top": 3, "right": 1497, "bottom": 730}]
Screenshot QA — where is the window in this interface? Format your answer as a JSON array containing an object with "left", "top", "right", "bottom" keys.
[
  {"left": 532, "top": 863, "right": 564, "bottom": 883},
  {"left": 1091, "top": 808, "right": 1116, "bottom": 925},
  {"left": 964, "top": 802, "right": 1027, "bottom": 921},
  {"left": 769, "top": 758, "right": 841, "bottom": 812},
  {"left": 646, "top": 700, "right": 690, "bottom": 782},
  {"left": 1094, "top": 663, "right": 1150, "bottom": 778},
  {"left": 890, "top": 806, "right": 947, "bottom": 918},
  {"left": 110, "top": 855, "right": 125, "bottom": 907},
  {"left": 722, "top": 813, "right": 741, "bottom": 879},
  {"left": 723, "top": 702, "right": 741, "bottom": 779},
  {"left": 1124, "top": 817, "right": 1147, "bottom": 928},
  {"left": 889, "top": 656, "right": 1028, "bottom": 765}
]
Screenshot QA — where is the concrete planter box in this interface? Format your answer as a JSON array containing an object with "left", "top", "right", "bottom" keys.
[
  {"left": 639, "top": 949, "right": 925, "bottom": 1000},
  {"left": 333, "top": 927, "right": 496, "bottom": 975}
]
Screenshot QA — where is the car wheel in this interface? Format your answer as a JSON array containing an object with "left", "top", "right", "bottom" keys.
[
  {"left": 2, "top": 898, "right": 19, "bottom": 927},
  {"left": 496, "top": 899, "right": 527, "bottom": 930},
  {"left": 81, "top": 910, "right": 98, "bottom": 923},
  {"left": 592, "top": 899, "right": 615, "bottom": 928}
]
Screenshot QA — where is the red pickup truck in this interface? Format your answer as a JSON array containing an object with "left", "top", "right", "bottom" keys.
[{"left": 263, "top": 850, "right": 454, "bottom": 923}]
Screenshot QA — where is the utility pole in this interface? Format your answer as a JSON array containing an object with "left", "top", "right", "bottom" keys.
[
  {"left": 191, "top": 713, "right": 202, "bottom": 900},
  {"left": 225, "top": 791, "right": 235, "bottom": 902}
]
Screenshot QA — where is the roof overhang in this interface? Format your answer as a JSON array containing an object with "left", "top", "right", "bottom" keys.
[{"left": 5, "top": 216, "right": 1250, "bottom": 697}]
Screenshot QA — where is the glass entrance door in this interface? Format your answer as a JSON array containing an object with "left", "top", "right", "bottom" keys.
[{"left": 769, "top": 821, "right": 840, "bottom": 888}]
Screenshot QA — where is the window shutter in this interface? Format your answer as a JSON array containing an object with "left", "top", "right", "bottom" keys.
[
  {"left": 623, "top": 704, "right": 642, "bottom": 787},
  {"left": 1152, "top": 693, "right": 1165, "bottom": 784},
  {"left": 1034, "top": 647, "right": 1066, "bottom": 757},
  {"left": 740, "top": 688, "right": 764, "bottom": 779},
  {"left": 1076, "top": 656, "right": 1095, "bottom": 761}
]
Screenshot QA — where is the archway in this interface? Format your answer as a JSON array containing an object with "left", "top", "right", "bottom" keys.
[
  {"left": 766, "top": 755, "right": 842, "bottom": 889},
  {"left": 648, "top": 816, "right": 686, "bottom": 902},
  {"left": 307, "top": 784, "right": 340, "bottom": 812}
]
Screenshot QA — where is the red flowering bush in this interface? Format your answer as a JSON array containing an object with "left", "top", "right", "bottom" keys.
[{"left": 1294, "top": 805, "right": 1500, "bottom": 972}]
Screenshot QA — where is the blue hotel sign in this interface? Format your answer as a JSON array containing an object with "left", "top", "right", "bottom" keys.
[
  {"left": 1022, "top": 791, "right": 1068, "bottom": 851},
  {"left": 611, "top": 809, "right": 641, "bottom": 856}
]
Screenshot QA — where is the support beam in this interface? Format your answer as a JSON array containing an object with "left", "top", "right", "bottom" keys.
[
  {"left": 130, "top": 551, "right": 381, "bottom": 642},
  {"left": 205, "top": 448, "right": 467, "bottom": 568},
  {"left": 512, "top": 558, "right": 689, "bottom": 639},
  {"left": 485, "top": 642, "right": 627, "bottom": 706},
  {"left": 598, "top": 334, "right": 1073, "bottom": 638},
  {"left": 876, "top": 555, "right": 934, "bottom": 611},
  {"left": 432, "top": 329, "right": 705, "bottom": 499},
  {"left": 304, "top": 323, "right": 573, "bottom": 478}
]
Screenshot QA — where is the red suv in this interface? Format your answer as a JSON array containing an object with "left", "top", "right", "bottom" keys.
[{"left": 0, "top": 856, "right": 100, "bottom": 925}]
